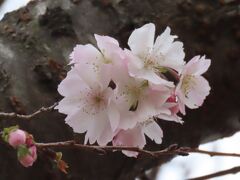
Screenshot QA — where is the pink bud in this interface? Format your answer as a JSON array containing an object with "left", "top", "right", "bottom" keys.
[
  {"left": 25, "top": 136, "right": 34, "bottom": 146},
  {"left": 170, "top": 104, "right": 180, "bottom": 114},
  {"left": 167, "top": 94, "right": 180, "bottom": 114},
  {"left": 167, "top": 94, "right": 177, "bottom": 103},
  {"left": 19, "top": 146, "right": 37, "bottom": 167},
  {"left": 8, "top": 129, "right": 26, "bottom": 148}
]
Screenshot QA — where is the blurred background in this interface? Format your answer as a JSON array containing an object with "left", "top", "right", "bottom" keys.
[
  {"left": 0, "top": 0, "right": 239, "bottom": 179},
  {"left": 157, "top": 132, "right": 240, "bottom": 180}
]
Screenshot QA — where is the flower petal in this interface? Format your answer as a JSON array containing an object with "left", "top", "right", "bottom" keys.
[
  {"left": 184, "top": 56, "right": 211, "bottom": 76},
  {"left": 56, "top": 97, "right": 82, "bottom": 115},
  {"left": 143, "top": 121, "right": 163, "bottom": 144},
  {"left": 181, "top": 76, "right": 210, "bottom": 109},
  {"left": 70, "top": 45, "right": 104, "bottom": 88},
  {"left": 95, "top": 34, "right": 124, "bottom": 64},
  {"left": 95, "top": 34, "right": 119, "bottom": 50},
  {"left": 57, "top": 68, "right": 88, "bottom": 97},
  {"left": 132, "top": 68, "right": 174, "bottom": 86},
  {"left": 113, "top": 126, "right": 146, "bottom": 157},
  {"left": 107, "top": 102, "right": 120, "bottom": 131},
  {"left": 70, "top": 44, "right": 102, "bottom": 64},
  {"left": 128, "top": 23, "right": 155, "bottom": 58},
  {"left": 163, "top": 41, "right": 185, "bottom": 72},
  {"left": 97, "top": 119, "right": 114, "bottom": 146},
  {"left": 153, "top": 27, "right": 177, "bottom": 55},
  {"left": 85, "top": 111, "right": 113, "bottom": 145},
  {"left": 65, "top": 109, "right": 91, "bottom": 134},
  {"left": 152, "top": 27, "right": 185, "bottom": 72}
]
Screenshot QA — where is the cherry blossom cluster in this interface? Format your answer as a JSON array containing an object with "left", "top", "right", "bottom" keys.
[
  {"left": 56, "top": 23, "right": 211, "bottom": 157},
  {"left": 2, "top": 126, "right": 37, "bottom": 167}
]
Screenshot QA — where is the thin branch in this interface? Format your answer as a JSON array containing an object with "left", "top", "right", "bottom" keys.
[
  {"left": 0, "top": 103, "right": 58, "bottom": 119},
  {"left": 36, "top": 141, "right": 156, "bottom": 157},
  {"left": 35, "top": 141, "right": 240, "bottom": 158},
  {"left": 188, "top": 166, "right": 240, "bottom": 180},
  {"left": 186, "top": 148, "right": 240, "bottom": 158}
]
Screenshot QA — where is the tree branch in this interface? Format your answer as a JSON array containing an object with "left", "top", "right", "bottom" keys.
[
  {"left": 0, "top": 103, "right": 58, "bottom": 119},
  {"left": 35, "top": 140, "right": 240, "bottom": 158},
  {"left": 185, "top": 148, "right": 240, "bottom": 158},
  {"left": 188, "top": 166, "right": 240, "bottom": 180}
]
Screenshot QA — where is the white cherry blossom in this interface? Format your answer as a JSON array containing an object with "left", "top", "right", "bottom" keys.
[
  {"left": 55, "top": 24, "right": 211, "bottom": 157},
  {"left": 126, "top": 23, "right": 185, "bottom": 85},
  {"left": 56, "top": 65, "right": 119, "bottom": 146},
  {"left": 176, "top": 55, "right": 211, "bottom": 114}
]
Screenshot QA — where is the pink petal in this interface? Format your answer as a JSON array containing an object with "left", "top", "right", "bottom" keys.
[
  {"left": 65, "top": 109, "right": 91, "bottom": 133},
  {"left": 184, "top": 56, "right": 211, "bottom": 76},
  {"left": 128, "top": 23, "right": 155, "bottom": 58},
  {"left": 85, "top": 111, "right": 113, "bottom": 145},
  {"left": 131, "top": 67, "right": 174, "bottom": 87},
  {"left": 19, "top": 146, "right": 37, "bottom": 168},
  {"left": 178, "top": 99, "right": 186, "bottom": 115},
  {"left": 97, "top": 119, "right": 114, "bottom": 146},
  {"left": 113, "top": 126, "right": 146, "bottom": 157},
  {"left": 70, "top": 44, "right": 102, "bottom": 64},
  {"left": 56, "top": 97, "right": 82, "bottom": 115},
  {"left": 107, "top": 102, "right": 120, "bottom": 132},
  {"left": 153, "top": 27, "right": 177, "bottom": 55},
  {"left": 95, "top": 34, "right": 125, "bottom": 68},
  {"left": 57, "top": 68, "right": 88, "bottom": 97},
  {"left": 95, "top": 34, "right": 119, "bottom": 52},
  {"left": 152, "top": 27, "right": 185, "bottom": 72},
  {"left": 118, "top": 113, "right": 138, "bottom": 130},
  {"left": 175, "top": 77, "right": 186, "bottom": 115},
  {"left": 163, "top": 41, "right": 185, "bottom": 72},
  {"left": 8, "top": 130, "right": 26, "bottom": 148},
  {"left": 143, "top": 121, "right": 163, "bottom": 144},
  {"left": 179, "top": 76, "right": 210, "bottom": 109}
]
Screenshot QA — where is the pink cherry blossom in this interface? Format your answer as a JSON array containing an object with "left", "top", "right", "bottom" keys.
[
  {"left": 56, "top": 24, "right": 211, "bottom": 154},
  {"left": 19, "top": 146, "right": 37, "bottom": 167},
  {"left": 110, "top": 60, "right": 172, "bottom": 130},
  {"left": 176, "top": 55, "right": 211, "bottom": 114},
  {"left": 8, "top": 129, "right": 26, "bottom": 148},
  {"left": 70, "top": 34, "right": 125, "bottom": 86},
  {"left": 113, "top": 120, "right": 163, "bottom": 157},
  {"left": 126, "top": 23, "right": 185, "bottom": 85},
  {"left": 56, "top": 65, "right": 119, "bottom": 146},
  {"left": 56, "top": 35, "right": 129, "bottom": 145}
]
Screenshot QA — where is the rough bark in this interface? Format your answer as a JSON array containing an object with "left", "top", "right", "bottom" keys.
[{"left": 0, "top": 0, "right": 239, "bottom": 179}]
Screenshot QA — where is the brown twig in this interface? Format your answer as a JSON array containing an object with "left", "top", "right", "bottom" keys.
[
  {"left": 36, "top": 141, "right": 156, "bottom": 157},
  {"left": 0, "top": 103, "right": 58, "bottom": 119},
  {"left": 35, "top": 141, "right": 240, "bottom": 158},
  {"left": 186, "top": 148, "right": 240, "bottom": 158},
  {"left": 188, "top": 166, "right": 240, "bottom": 180},
  {"left": 36, "top": 141, "right": 240, "bottom": 179}
]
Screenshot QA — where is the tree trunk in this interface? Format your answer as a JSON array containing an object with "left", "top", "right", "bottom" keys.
[{"left": 0, "top": 0, "right": 239, "bottom": 179}]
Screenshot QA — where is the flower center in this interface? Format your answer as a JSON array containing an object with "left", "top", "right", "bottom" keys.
[
  {"left": 143, "top": 58, "right": 155, "bottom": 69},
  {"left": 142, "top": 52, "right": 167, "bottom": 73},
  {"left": 181, "top": 75, "right": 195, "bottom": 96},
  {"left": 120, "top": 80, "right": 148, "bottom": 111},
  {"left": 82, "top": 90, "right": 107, "bottom": 115},
  {"left": 140, "top": 118, "right": 155, "bottom": 127}
]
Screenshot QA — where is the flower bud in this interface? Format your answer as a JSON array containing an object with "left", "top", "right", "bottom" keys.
[
  {"left": 25, "top": 135, "right": 34, "bottom": 146},
  {"left": 19, "top": 146, "right": 37, "bottom": 167},
  {"left": 167, "top": 94, "right": 177, "bottom": 103},
  {"left": 8, "top": 129, "right": 26, "bottom": 148}
]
